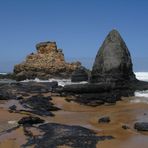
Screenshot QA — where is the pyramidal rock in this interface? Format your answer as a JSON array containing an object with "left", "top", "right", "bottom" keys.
[{"left": 91, "top": 29, "right": 136, "bottom": 83}]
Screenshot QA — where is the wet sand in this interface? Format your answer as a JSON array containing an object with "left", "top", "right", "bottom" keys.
[
  {"left": 0, "top": 95, "right": 148, "bottom": 147},
  {"left": 51, "top": 96, "right": 148, "bottom": 148}
]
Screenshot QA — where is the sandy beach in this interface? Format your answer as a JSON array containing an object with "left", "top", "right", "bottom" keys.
[{"left": 0, "top": 94, "right": 148, "bottom": 148}]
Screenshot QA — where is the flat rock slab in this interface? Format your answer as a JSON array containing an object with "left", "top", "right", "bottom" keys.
[{"left": 24, "top": 123, "right": 114, "bottom": 148}]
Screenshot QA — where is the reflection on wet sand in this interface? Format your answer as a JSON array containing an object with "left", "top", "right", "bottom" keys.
[
  {"left": 51, "top": 96, "right": 148, "bottom": 148},
  {"left": 0, "top": 95, "right": 148, "bottom": 147}
]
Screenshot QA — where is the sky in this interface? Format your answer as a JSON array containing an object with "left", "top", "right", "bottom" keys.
[{"left": 0, "top": 0, "right": 148, "bottom": 72}]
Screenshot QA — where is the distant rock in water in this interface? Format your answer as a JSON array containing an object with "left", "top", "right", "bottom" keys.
[
  {"left": 91, "top": 29, "right": 136, "bottom": 83},
  {"left": 71, "top": 66, "right": 89, "bottom": 82},
  {"left": 14, "top": 41, "right": 81, "bottom": 80}
]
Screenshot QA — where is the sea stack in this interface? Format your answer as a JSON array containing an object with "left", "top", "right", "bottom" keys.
[
  {"left": 14, "top": 41, "right": 81, "bottom": 80},
  {"left": 91, "top": 29, "right": 136, "bottom": 83}
]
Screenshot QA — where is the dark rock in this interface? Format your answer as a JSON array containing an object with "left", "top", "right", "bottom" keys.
[
  {"left": 60, "top": 30, "right": 141, "bottom": 105},
  {"left": 91, "top": 29, "right": 136, "bottom": 83},
  {"left": 122, "top": 125, "right": 130, "bottom": 130},
  {"left": 18, "top": 116, "right": 44, "bottom": 125},
  {"left": 98, "top": 116, "right": 110, "bottom": 123},
  {"left": 9, "top": 105, "right": 17, "bottom": 111},
  {"left": 23, "top": 123, "right": 114, "bottom": 148},
  {"left": 71, "top": 66, "right": 88, "bottom": 82},
  {"left": 20, "top": 95, "right": 60, "bottom": 116},
  {"left": 16, "top": 96, "right": 24, "bottom": 100},
  {"left": 23, "top": 126, "right": 33, "bottom": 137},
  {"left": 0, "top": 73, "right": 16, "bottom": 80},
  {"left": 134, "top": 122, "right": 148, "bottom": 131},
  {"left": 62, "top": 83, "right": 134, "bottom": 105}
]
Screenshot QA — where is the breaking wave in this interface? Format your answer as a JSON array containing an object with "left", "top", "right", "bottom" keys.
[
  {"left": 21, "top": 78, "right": 88, "bottom": 87},
  {"left": 133, "top": 72, "right": 148, "bottom": 103}
]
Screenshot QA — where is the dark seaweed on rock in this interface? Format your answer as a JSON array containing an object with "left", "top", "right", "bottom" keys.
[
  {"left": 23, "top": 123, "right": 114, "bottom": 148},
  {"left": 20, "top": 95, "right": 60, "bottom": 116},
  {"left": 18, "top": 116, "right": 44, "bottom": 126},
  {"left": 0, "top": 81, "right": 59, "bottom": 100}
]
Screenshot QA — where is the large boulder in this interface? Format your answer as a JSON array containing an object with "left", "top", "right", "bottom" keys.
[
  {"left": 14, "top": 41, "right": 81, "bottom": 80},
  {"left": 71, "top": 66, "right": 89, "bottom": 82},
  {"left": 91, "top": 29, "right": 136, "bottom": 83}
]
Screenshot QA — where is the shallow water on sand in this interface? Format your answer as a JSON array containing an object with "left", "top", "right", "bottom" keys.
[
  {"left": 50, "top": 96, "right": 148, "bottom": 148},
  {"left": 0, "top": 95, "right": 148, "bottom": 147}
]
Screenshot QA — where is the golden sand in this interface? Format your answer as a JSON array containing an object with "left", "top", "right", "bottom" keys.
[{"left": 0, "top": 96, "right": 148, "bottom": 147}]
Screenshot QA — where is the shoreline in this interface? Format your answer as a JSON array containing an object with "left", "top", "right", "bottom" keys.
[{"left": 0, "top": 94, "right": 148, "bottom": 147}]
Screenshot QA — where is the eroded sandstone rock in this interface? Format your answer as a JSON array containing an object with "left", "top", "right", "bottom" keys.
[{"left": 14, "top": 41, "right": 81, "bottom": 80}]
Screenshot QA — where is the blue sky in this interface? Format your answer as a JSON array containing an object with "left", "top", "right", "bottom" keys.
[{"left": 0, "top": 0, "right": 148, "bottom": 72}]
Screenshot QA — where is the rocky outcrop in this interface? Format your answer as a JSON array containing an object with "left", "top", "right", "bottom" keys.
[
  {"left": 23, "top": 123, "right": 114, "bottom": 148},
  {"left": 61, "top": 30, "right": 140, "bottom": 105},
  {"left": 14, "top": 41, "right": 81, "bottom": 80},
  {"left": 71, "top": 66, "right": 89, "bottom": 82},
  {"left": 91, "top": 29, "right": 136, "bottom": 83}
]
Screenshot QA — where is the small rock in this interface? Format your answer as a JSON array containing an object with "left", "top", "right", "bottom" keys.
[
  {"left": 134, "top": 122, "right": 148, "bottom": 131},
  {"left": 16, "top": 96, "right": 24, "bottom": 100},
  {"left": 122, "top": 125, "right": 130, "bottom": 130},
  {"left": 18, "top": 116, "right": 44, "bottom": 126},
  {"left": 98, "top": 116, "right": 110, "bottom": 123},
  {"left": 9, "top": 105, "right": 17, "bottom": 111}
]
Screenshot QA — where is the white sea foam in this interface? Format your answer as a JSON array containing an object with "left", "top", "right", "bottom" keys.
[
  {"left": 20, "top": 72, "right": 148, "bottom": 87},
  {"left": 135, "top": 72, "right": 148, "bottom": 81},
  {"left": 0, "top": 72, "right": 7, "bottom": 75},
  {"left": 131, "top": 91, "right": 148, "bottom": 104},
  {"left": 134, "top": 90, "right": 148, "bottom": 98},
  {"left": 21, "top": 78, "right": 88, "bottom": 87},
  {"left": 131, "top": 72, "right": 148, "bottom": 103}
]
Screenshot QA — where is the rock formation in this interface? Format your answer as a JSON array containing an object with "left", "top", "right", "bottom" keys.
[
  {"left": 91, "top": 29, "right": 136, "bottom": 83},
  {"left": 61, "top": 29, "right": 140, "bottom": 105},
  {"left": 71, "top": 66, "right": 89, "bottom": 82},
  {"left": 14, "top": 41, "right": 81, "bottom": 80}
]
